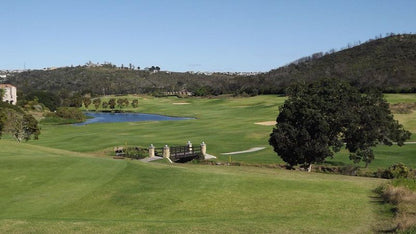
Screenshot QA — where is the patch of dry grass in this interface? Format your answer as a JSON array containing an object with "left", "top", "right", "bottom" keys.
[
  {"left": 390, "top": 102, "right": 416, "bottom": 114},
  {"left": 380, "top": 184, "right": 416, "bottom": 231}
]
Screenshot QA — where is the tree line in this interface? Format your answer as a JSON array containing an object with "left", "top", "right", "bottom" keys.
[{"left": 84, "top": 97, "right": 139, "bottom": 111}]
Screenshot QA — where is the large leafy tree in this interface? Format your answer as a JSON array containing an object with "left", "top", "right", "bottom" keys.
[{"left": 269, "top": 78, "right": 411, "bottom": 170}]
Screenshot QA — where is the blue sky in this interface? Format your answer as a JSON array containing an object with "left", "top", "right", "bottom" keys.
[{"left": 1, "top": 0, "right": 415, "bottom": 72}]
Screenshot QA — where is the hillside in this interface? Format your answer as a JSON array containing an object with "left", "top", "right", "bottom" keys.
[
  {"left": 5, "top": 34, "right": 416, "bottom": 97},
  {"left": 6, "top": 66, "right": 238, "bottom": 96},
  {"left": 254, "top": 34, "right": 416, "bottom": 92}
]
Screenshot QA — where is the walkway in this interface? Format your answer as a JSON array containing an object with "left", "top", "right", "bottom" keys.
[{"left": 221, "top": 147, "right": 266, "bottom": 155}]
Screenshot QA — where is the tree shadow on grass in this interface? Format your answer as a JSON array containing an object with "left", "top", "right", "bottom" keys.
[
  {"left": 369, "top": 190, "right": 397, "bottom": 233},
  {"left": 322, "top": 160, "right": 347, "bottom": 166}
]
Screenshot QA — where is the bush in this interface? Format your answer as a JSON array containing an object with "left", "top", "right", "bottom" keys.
[
  {"left": 339, "top": 165, "right": 360, "bottom": 176},
  {"left": 379, "top": 163, "right": 410, "bottom": 179},
  {"left": 55, "top": 107, "right": 86, "bottom": 122},
  {"left": 391, "top": 178, "right": 416, "bottom": 191},
  {"left": 43, "top": 107, "right": 86, "bottom": 124},
  {"left": 124, "top": 147, "right": 148, "bottom": 159}
]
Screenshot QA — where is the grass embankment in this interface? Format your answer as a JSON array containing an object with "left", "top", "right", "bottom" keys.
[
  {"left": 34, "top": 94, "right": 416, "bottom": 169},
  {"left": 0, "top": 141, "right": 389, "bottom": 233}
]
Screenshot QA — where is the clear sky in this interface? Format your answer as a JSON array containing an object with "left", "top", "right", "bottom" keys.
[{"left": 1, "top": 0, "right": 415, "bottom": 72}]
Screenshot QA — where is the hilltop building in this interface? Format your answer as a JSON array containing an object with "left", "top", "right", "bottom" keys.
[{"left": 0, "top": 84, "right": 17, "bottom": 105}]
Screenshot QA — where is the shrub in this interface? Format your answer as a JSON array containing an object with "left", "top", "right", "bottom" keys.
[
  {"left": 391, "top": 178, "right": 416, "bottom": 191},
  {"left": 381, "top": 163, "right": 410, "bottom": 179},
  {"left": 43, "top": 107, "right": 86, "bottom": 124},
  {"left": 124, "top": 147, "right": 148, "bottom": 159},
  {"left": 339, "top": 165, "right": 360, "bottom": 176},
  {"left": 55, "top": 107, "right": 86, "bottom": 122}
]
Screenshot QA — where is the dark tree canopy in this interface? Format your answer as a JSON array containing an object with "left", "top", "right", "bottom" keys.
[
  {"left": 269, "top": 78, "right": 411, "bottom": 169},
  {"left": 21, "top": 91, "right": 61, "bottom": 111}
]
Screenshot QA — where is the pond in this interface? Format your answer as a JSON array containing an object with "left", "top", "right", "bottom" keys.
[{"left": 74, "top": 112, "right": 194, "bottom": 126}]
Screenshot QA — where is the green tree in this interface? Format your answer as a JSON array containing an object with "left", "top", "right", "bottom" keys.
[
  {"left": 21, "top": 113, "right": 40, "bottom": 141},
  {"left": 123, "top": 98, "right": 129, "bottom": 108},
  {"left": 108, "top": 98, "right": 116, "bottom": 110},
  {"left": 344, "top": 90, "right": 411, "bottom": 167},
  {"left": 102, "top": 101, "right": 108, "bottom": 109},
  {"left": 0, "top": 109, "right": 5, "bottom": 138},
  {"left": 0, "top": 104, "right": 40, "bottom": 142},
  {"left": 117, "top": 98, "right": 124, "bottom": 109},
  {"left": 93, "top": 98, "right": 101, "bottom": 110},
  {"left": 269, "top": 78, "right": 411, "bottom": 170},
  {"left": 0, "top": 89, "right": 5, "bottom": 102},
  {"left": 22, "top": 91, "right": 61, "bottom": 111},
  {"left": 132, "top": 99, "right": 139, "bottom": 108},
  {"left": 83, "top": 97, "right": 91, "bottom": 110}
]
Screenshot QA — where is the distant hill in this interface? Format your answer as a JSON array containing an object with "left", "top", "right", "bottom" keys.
[
  {"left": 5, "top": 34, "right": 416, "bottom": 98},
  {"left": 253, "top": 34, "right": 416, "bottom": 92},
  {"left": 6, "top": 66, "right": 238, "bottom": 97}
]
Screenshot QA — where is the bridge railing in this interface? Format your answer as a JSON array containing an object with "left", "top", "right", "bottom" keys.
[{"left": 148, "top": 141, "right": 207, "bottom": 163}]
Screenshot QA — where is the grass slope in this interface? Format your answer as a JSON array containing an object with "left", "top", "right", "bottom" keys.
[{"left": 0, "top": 141, "right": 388, "bottom": 233}]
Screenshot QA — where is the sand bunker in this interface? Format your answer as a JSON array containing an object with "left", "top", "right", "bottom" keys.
[
  {"left": 173, "top": 102, "right": 190, "bottom": 105},
  {"left": 255, "top": 121, "right": 276, "bottom": 126}
]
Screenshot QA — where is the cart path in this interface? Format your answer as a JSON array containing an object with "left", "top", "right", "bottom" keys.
[{"left": 221, "top": 147, "right": 266, "bottom": 155}]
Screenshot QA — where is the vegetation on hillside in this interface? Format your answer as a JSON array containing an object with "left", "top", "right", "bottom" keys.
[
  {"left": 7, "top": 66, "right": 237, "bottom": 98},
  {"left": 256, "top": 34, "right": 416, "bottom": 93},
  {"left": 5, "top": 34, "right": 416, "bottom": 100}
]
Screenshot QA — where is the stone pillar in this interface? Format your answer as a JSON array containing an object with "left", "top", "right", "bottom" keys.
[
  {"left": 148, "top": 144, "right": 155, "bottom": 158},
  {"left": 163, "top": 145, "right": 170, "bottom": 159},
  {"left": 200, "top": 142, "right": 206, "bottom": 157},
  {"left": 187, "top": 141, "right": 192, "bottom": 152}
]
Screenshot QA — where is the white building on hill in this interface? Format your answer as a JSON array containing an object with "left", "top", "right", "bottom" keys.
[{"left": 0, "top": 84, "right": 17, "bottom": 105}]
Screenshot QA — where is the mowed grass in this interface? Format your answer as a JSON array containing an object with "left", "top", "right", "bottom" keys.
[
  {"left": 35, "top": 95, "right": 284, "bottom": 157},
  {"left": 0, "top": 141, "right": 389, "bottom": 233},
  {"left": 32, "top": 94, "right": 416, "bottom": 169}
]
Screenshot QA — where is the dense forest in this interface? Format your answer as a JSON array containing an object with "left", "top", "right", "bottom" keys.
[{"left": 5, "top": 34, "right": 416, "bottom": 102}]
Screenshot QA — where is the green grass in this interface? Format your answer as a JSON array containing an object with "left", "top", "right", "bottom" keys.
[
  {"left": 2, "top": 94, "right": 416, "bottom": 232},
  {"left": 0, "top": 141, "right": 389, "bottom": 233},
  {"left": 34, "top": 94, "right": 416, "bottom": 169},
  {"left": 384, "top": 93, "right": 416, "bottom": 104}
]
